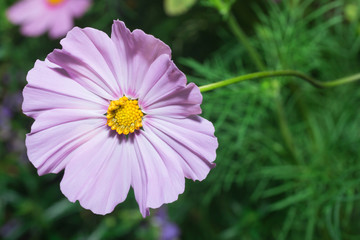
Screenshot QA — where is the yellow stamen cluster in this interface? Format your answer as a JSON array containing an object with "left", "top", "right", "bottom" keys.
[
  {"left": 48, "top": 0, "right": 64, "bottom": 5},
  {"left": 106, "top": 96, "right": 144, "bottom": 135}
]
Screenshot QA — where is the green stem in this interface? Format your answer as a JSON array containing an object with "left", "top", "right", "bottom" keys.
[
  {"left": 225, "top": 12, "right": 299, "bottom": 161},
  {"left": 275, "top": 95, "right": 300, "bottom": 161},
  {"left": 227, "top": 13, "right": 266, "bottom": 70},
  {"left": 199, "top": 70, "right": 360, "bottom": 92}
]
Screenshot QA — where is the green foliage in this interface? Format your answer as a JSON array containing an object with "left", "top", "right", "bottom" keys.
[{"left": 180, "top": 0, "right": 360, "bottom": 239}]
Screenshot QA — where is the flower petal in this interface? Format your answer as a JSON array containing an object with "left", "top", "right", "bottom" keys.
[
  {"left": 135, "top": 54, "right": 202, "bottom": 117},
  {"left": 52, "top": 26, "right": 123, "bottom": 98},
  {"left": 6, "top": 0, "right": 44, "bottom": 24},
  {"left": 131, "top": 131, "right": 185, "bottom": 217},
  {"left": 143, "top": 82, "right": 202, "bottom": 118},
  {"left": 126, "top": 134, "right": 148, "bottom": 217},
  {"left": 23, "top": 60, "right": 108, "bottom": 119},
  {"left": 26, "top": 109, "right": 105, "bottom": 176},
  {"left": 7, "top": 0, "right": 91, "bottom": 38},
  {"left": 47, "top": 50, "right": 117, "bottom": 100},
  {"left": 60, "top": 129, "right": 131, "bottom": 215},
  {"left": 66, "top": 0, "right": 91, "bottom": 17},
  {"left": 144, "top": 116, "right": 217, "bottom": 181},
  {"left": 110, "top": 20, "right": 171, "bottom": 97},
  {"left": 20, "top": 9, "right": 51, "bottom": 37},
  {"left": 137, "top": 55, "right": 184, "bottom": 102},
  {"left": 48, "top": 11, "right": 73, "bottom": 39}
]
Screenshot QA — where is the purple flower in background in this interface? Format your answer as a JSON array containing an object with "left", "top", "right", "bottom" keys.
[
  {"left": 154, "top": 206, "right": 180, "bottom": 240},
  {"left": 23, "top": 20, "right": 218, "bottom": 217},
  {"left": 0, "top": 92, "right": 27, "bottom": 159},
  {"left": 6, "top": 0, "right": 91, "bottom": 38},
  {"left": 3, "top": 92, "right": 23, "bottom": 113},
  {"left": 0, "top": 92, "right": 23, "bottom": 140},
  {"left": 0, "top": 105, "right": 12, "bottom": 140},
  {"left": 0, "top": 219, "right": 22, "bottom": 239}
]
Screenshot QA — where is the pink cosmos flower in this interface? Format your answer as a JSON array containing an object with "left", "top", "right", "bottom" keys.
[
  {"left": 7, "top": 0, "right": 91, "bottom": 38},
  {"left": 23, "top": 20, "right": 218, "bottom": 217}
]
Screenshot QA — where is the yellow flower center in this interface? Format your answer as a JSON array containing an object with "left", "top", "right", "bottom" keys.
[
  {"left": 106, "top": 96, "right": 144, "bottom": 135},
  {"left": 47, "top": 0, "right": 64, "bottom": 5}
]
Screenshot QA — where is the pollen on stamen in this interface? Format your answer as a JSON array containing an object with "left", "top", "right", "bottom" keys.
[
  {"left": 106, "top": 96, "right": 144, "bottom": 135},
  {"left": 47, "top": 0, "right": 65, "bottom": 6}
]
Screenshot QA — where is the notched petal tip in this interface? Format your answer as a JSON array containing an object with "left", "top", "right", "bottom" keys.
[
  {"left": 111, "top": 20, "right": 171, "bottom": 57},
  {"left": 59, "top": 26, "right": 83, "bottom": 45},
  {"left": 140, "top": 208, "right": 151, "bottom": 218}
]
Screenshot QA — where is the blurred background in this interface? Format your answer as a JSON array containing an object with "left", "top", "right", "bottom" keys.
[{"left": 1, "top": 0, "right": 360, "bottom": 239}]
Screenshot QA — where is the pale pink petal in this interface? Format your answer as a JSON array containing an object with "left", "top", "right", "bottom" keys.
[
  {"left": 23, "top": 60, "right": 108, "bottom": 118},
  {"left": 47, "top": 50, "right": 117, "bottom": 100},
  {"left": 136, "top": 55, "right": 176, "bottom": 102},
  {"left": 60, "top": 129, "right": 131, "bottom": 215},
  {"left": 134, "top": 54, "right": 201, "bottom": 117},
  {"left": 6, "top": 0, "right": 44, "bottom": 24},
  {"left": 144, "top": 116, "right": 217, "bottom": 181},
  {"left": 7, "top": 0, "right": 91, "bottom": 38},
  {"left": 13, "top": 1, "right": 50, "bottom": 37},
  {"left": 51, "top": 27, "right": 122, "bottom": 98},
  {"left": 131, "top": 131, "right": 185, "bottom": 217},
  {"left": 142, "top": 82, "right": 202, "bottom": 118},
  {"left": 21, "top": 15, "right": 50, "bottom": 37},
  {"left": 110, "top": 20, "right": 171, "bottom": 97},
  {"left": 48, "top": 11, "right": 73, "bottom": 39},
  {"left": 128, "top": 133, "right": 149, "bottom": 217},
  {"left": 26, "top": 109, "right": 105, "bottom": 175},
  {"left": 66, "top": 0, "right": 91, "bottom": 17}
]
